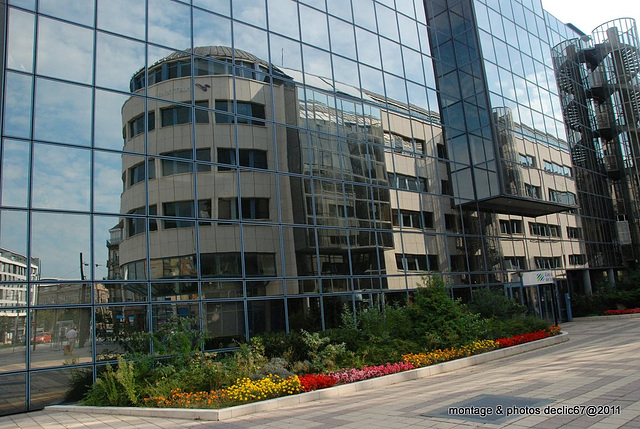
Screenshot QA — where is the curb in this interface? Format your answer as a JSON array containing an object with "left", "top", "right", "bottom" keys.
[
  {"left": 572, "top": 313, "right": 640, "bottom": 320},
  {"left": 46, "top": 332, "right": 569, "bottom": 421}
]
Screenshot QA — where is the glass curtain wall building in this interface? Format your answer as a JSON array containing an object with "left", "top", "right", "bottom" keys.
[{"left": 0, "top": 0, "right": 626, "bottom": 414}]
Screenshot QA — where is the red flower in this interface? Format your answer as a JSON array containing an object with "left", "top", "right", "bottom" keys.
[{"left": 298, "top": 374, "right": 338, "bottom": 392}]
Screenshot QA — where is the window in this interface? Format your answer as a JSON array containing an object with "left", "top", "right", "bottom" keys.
[
  {"left": 548, "top": 189, "right": 576, "bottom": 205},
  {"left": 163, "top": 201, "right": 196, "bottom": 228},
  {"left": 423, "top": 211, "right": 434, "bottom": 228},
  {"left": 437, "top": 143, "right": 448, "bottom": 159},
  {"left": 217, "top": 148, "right": 268, "bottom": 171},
  {"left": 441, "top": 180, "right": 453, "bottom": 196},
  {"left": 219, "top": 198, "right": 269, "bottom": 220},
  {"left": 390, "top": 173, "right": 428, "bottom": 192},
  {"left": 129, "top": 112, "right": 155, "bottom": 138},
  {"left": 161, "top": 149, "right": 211, "bottom": 176},
  {"left": 445, "top": 214, "right": 458, "bottom": 231},
  {"left": 215, "top": 101, "right": 266, "bottom": 126},
  {"left": 543, "top": 160, "right": 572, "bottom": 177},
  {"left": 504, "top": 256, "right": 526, "bottom": 270},
  {"left": 129, "top": 160, "right": 156, "bottom": 186},
  {"left": 569, "top": 254, "right": 586, "bottom": 265},
  {"left": 534, "top": 257, "right": 562, "bottom": 269},
  {"left": 519, "top": 153, "right": 535, "bottom": 167},
  {"left": 567, "top": 227, "right": 582, "bottom": 239},
  {"left": 200, "top": 252, "right": 276, "bottom": 277},
  {"left": 127, "top": 206, "right": 157, "bottom": 237},
  {"left": 529, "top": 222, "right": 561, "bottom": 237},
  {"left": 524, "top": 183, "right": 541, "bottom": 199},
  {"left": 499, "top": 219, "right": 523, "bottom": 234},
  {"left": 395, "top": 254, "right": 438, "bottom": 272},
  {"left": 392, "top": 209, "right": 422, "bottom": 228},
  {"left": 160, "top": 101, "right": 209, "bottom": 127}
]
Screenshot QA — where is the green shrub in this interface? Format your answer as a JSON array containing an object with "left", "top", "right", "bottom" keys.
[
  {"left": 485, "top": 316, "right": 549, "bottom": 338},
  {"left": 468, "top": 288, "right": 527, "bottom": 319},
  {"left": 82, "top": 357, "right": 139, "bottom": 406}
]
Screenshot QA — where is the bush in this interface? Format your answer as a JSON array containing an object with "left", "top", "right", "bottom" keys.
[
  {"left": 468, "top": 288, "right": 527, "bottom": 319},
  {"left": 402, "top": 276, "right": 489, "bottom": 349},
  {"left": 483, "top": 316, "right": 549, "bottom": 339}
]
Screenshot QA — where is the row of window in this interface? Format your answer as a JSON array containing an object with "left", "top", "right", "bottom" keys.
[
  {"left": 505, "top": 254, "right": 586, "bottom": 270},
  {"left": 127, "top": 148, "right": 268, "bottom": 187},
  {"left": 500, "top": 220, "right": 582, "bottom": 240},
  {"left": 518, "top": 155, "right": 572, "bottom": 178},
  {"left": 122, "top": 252, "right": 277, "bottom": 280},
  {"left": 130, "top": 58, "right": 273, "bottom": 92},
  {"left": 0, "top": 263, "right": 28, "bottom": 276},
  {"left": 126, "top": 100, "right": 266, "bottom": 140},
  {"left": 126, "top": 198, "right": 270, "bottom": 237},
  {"left": 548, "top": 189, "right": 576, "bottom": 205},
  {"left": 395, "top": 254, "right": 439, "bottom": 272},
  {"left": 543, "top": 160, "right": 572, "bottom": 177}
]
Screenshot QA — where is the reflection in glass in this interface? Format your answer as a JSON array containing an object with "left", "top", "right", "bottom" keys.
[
  {"left": 96, "top": 33, "right": 146, "bottom": 93},
  {"left": 94, "top": 151, "right": 125, "bottom": 215},
  {"left": 29, "top": 308, "right": 92, "bottom": 368},
  {"left": 148, "top": 0, "right": 191, "bottom": 50},
  {"left": 97, "top": 0, "right": 146, "bottom": 40},
  {"left": 34, "top": 78, "right": 92, "bottom": 146},
  {"left": 0, "top": 310, "right": 27, "bottom": 373},
  {"left": 356, "top": 28, "right": 381, "bottom": 68},
  {"left": 233, "top": 21, "right": 269, "bottom": 64},
  {"left": 31, "top": 143, "right": 91, "bottom": 212},
  {"left": 1, "top": 140, "right": 30, "bottom": 208},
  {"left": 37, "top": 17, "right": 93, "bottom": 84},
  {"left": 0, "top": 374, "right": 26, "bottom": 414},
  {"left": 204, "top": 301, "right": 245, "bottom": 348},
  {"left": 39, "top": 0, "right": 94, "bottom": 26},
  {"left": 96, "top": 305, "right": 148, "bottom": 359},
  {"left": 247, "top": 299, "right": 285, "bottom": 335},
  {"left": 268, "top": 0, "right": 299, "bottom": 40},
  {"left": 3, "top": 72, "right": 33, "bottom": 139},
  {"left": 300, "top": 5, "right": 329, "bottom": 50},
  {"left": 30, "top": 368, "right": 78, "bottom": 408},
  {"left": 94, "top": 90, "right": 132, "bottom": 151},
  {"left": 232, "top": 0, "right": 266, "bottom": 28},
  {"left": 6, "top": 8, "right": 35, "bottom": 73},
  {"left": 329, "top": 16, "right": 356, "bottom": 60},
  {"left": 193, "top": 9, "right": 232, "bottom": 49},
  {"left": 30, "top": 212, "right": 91, "bottom": 280}
]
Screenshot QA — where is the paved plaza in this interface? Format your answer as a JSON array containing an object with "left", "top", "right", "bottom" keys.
[{"left": 1, "top": 316, "right": 639, "bottom": 429}]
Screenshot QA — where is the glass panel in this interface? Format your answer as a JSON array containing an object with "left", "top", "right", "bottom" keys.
[
  {"left": 1, "top": 140, "right": 30, "bottom": 208},
  {"left": 3, "top": 72, "right": 33, "bottom": 139},
  {"left": 287, "top": 296, "right": 320, "bottom": 331},
  {"left": 0, "top": 374, "right": 26, "bottom": 414},
  {"left": 300, "top": 5, "right": 329, "bottom": 50},
  {"left": 351, "top": 0, "right": 376, "bottom": 31},
  {"left": 355, "top": 28, "right": 380, "bottom": 68},
  {"left": 148, "top": 0, "right": 191, "bottom": 50},
  {"left": 29, "top": 308, "right": 93, "bottom": 368},
  {"left": 151, "top": 303, "right": 199, "bottom": 333},
  {"left": 302, "top": 45, "right": 332, "bottom": 81},
  {"left": 246, "top": 279, "right": 283, "bottom": 297},
  {"left": 30, "top": 368, "right": 79, "bottom": 408},
  {"left": 269, "top": 33, "right": 302, "bottom": 71},
  {"left": 37, "top": 17, "right": 93, "bottom": 84},
  {"left": 203, "top": 301, "right": 245, "bottom": 348},
  {"left": 93, "top": 150, "right": 125, "bottom": 215},
  {"left": 247, "top": 299, "right": 285, "bottom": 336},
  {"left": 96, "top": 305, "right": 149, "bottom": 359},
  {"left": 193, "top": 0, "right": 230, "bottom": 17},
  {"left": 6, "top": 8, "right": 35, "bottom": 73},
  {"left": 30, "top": 212, "right": 91, "bottom": 280},
  {"left": 202, "top": 281, "right": 243, "bottom": 298},
  {"left": 232, "top": 0, "right": 266, "bottom": 28},
  {"left": 31, "top": 143, "right": 91, "bottom": 212},
  {"left": 0, "top": 310, "right": 27, "bottom": 373},
  {"left": 375, "top": 3, "right": 398, "bottom": 41},
  {"left": 327, "top": 0, "right": 352, "bottom": 22},
  {"left": 323, "top": 295, "right": 350, "bottom": 328},
  {"left": 101, "top": 284, "right": 147, "bottom": 303},
  {"left": 97, "top": 0, "right": 146, "bottom": 40},
  {"left": 96, "top": 32, "right": 146, "bottom": 93},
  {"left": 233, "top": 21, "right": 269, "bottom": 64},
  {"left": 193, "top": 8, "right": 232, "bottom": 48},
  {"left": 34, "top": 78, "right": 92, "bottom": 147},
  {"left": 38, "top": 0, "right": 94, "bottom": 26},
  {"left": 268, "top": 0, "right": 299, "bottom": 40},
  {"left": 0, "top": 211, "right": 28, "bottom": 260},
  {"left": 94, "top": 89, "right": 132, "bottom": 151},
  {"left": 329, "top": 17, "right": 356, "bottom": 60}
]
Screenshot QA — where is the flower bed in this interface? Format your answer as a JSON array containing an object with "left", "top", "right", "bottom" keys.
[
  {"left": 605, "top": 308, "right": 640, "bottom": 315},
  {"left": 142, "top": 327, "right": 562, "bottom": 409}
]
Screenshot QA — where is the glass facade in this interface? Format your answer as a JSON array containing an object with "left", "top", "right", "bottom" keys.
[{"left": 0, "top": 0, "right": 624, "bottom": 414}]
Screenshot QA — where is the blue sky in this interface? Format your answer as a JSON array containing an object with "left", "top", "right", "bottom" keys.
[{"left": 542, "top": 0, "right": 640, "bottom": 34}]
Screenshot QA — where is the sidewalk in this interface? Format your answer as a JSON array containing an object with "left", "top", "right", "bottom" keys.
[{"left": 1, "top": 316, "right": 639, "bottom": 428}]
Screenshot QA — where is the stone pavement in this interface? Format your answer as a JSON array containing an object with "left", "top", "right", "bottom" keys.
[{"left": 1, "top": 316, "right": 639, "bottom": 429}]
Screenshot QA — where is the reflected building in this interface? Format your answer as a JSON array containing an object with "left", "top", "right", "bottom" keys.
[{"left": 0, "top": 0, "right": 629, "bottom": 415}]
